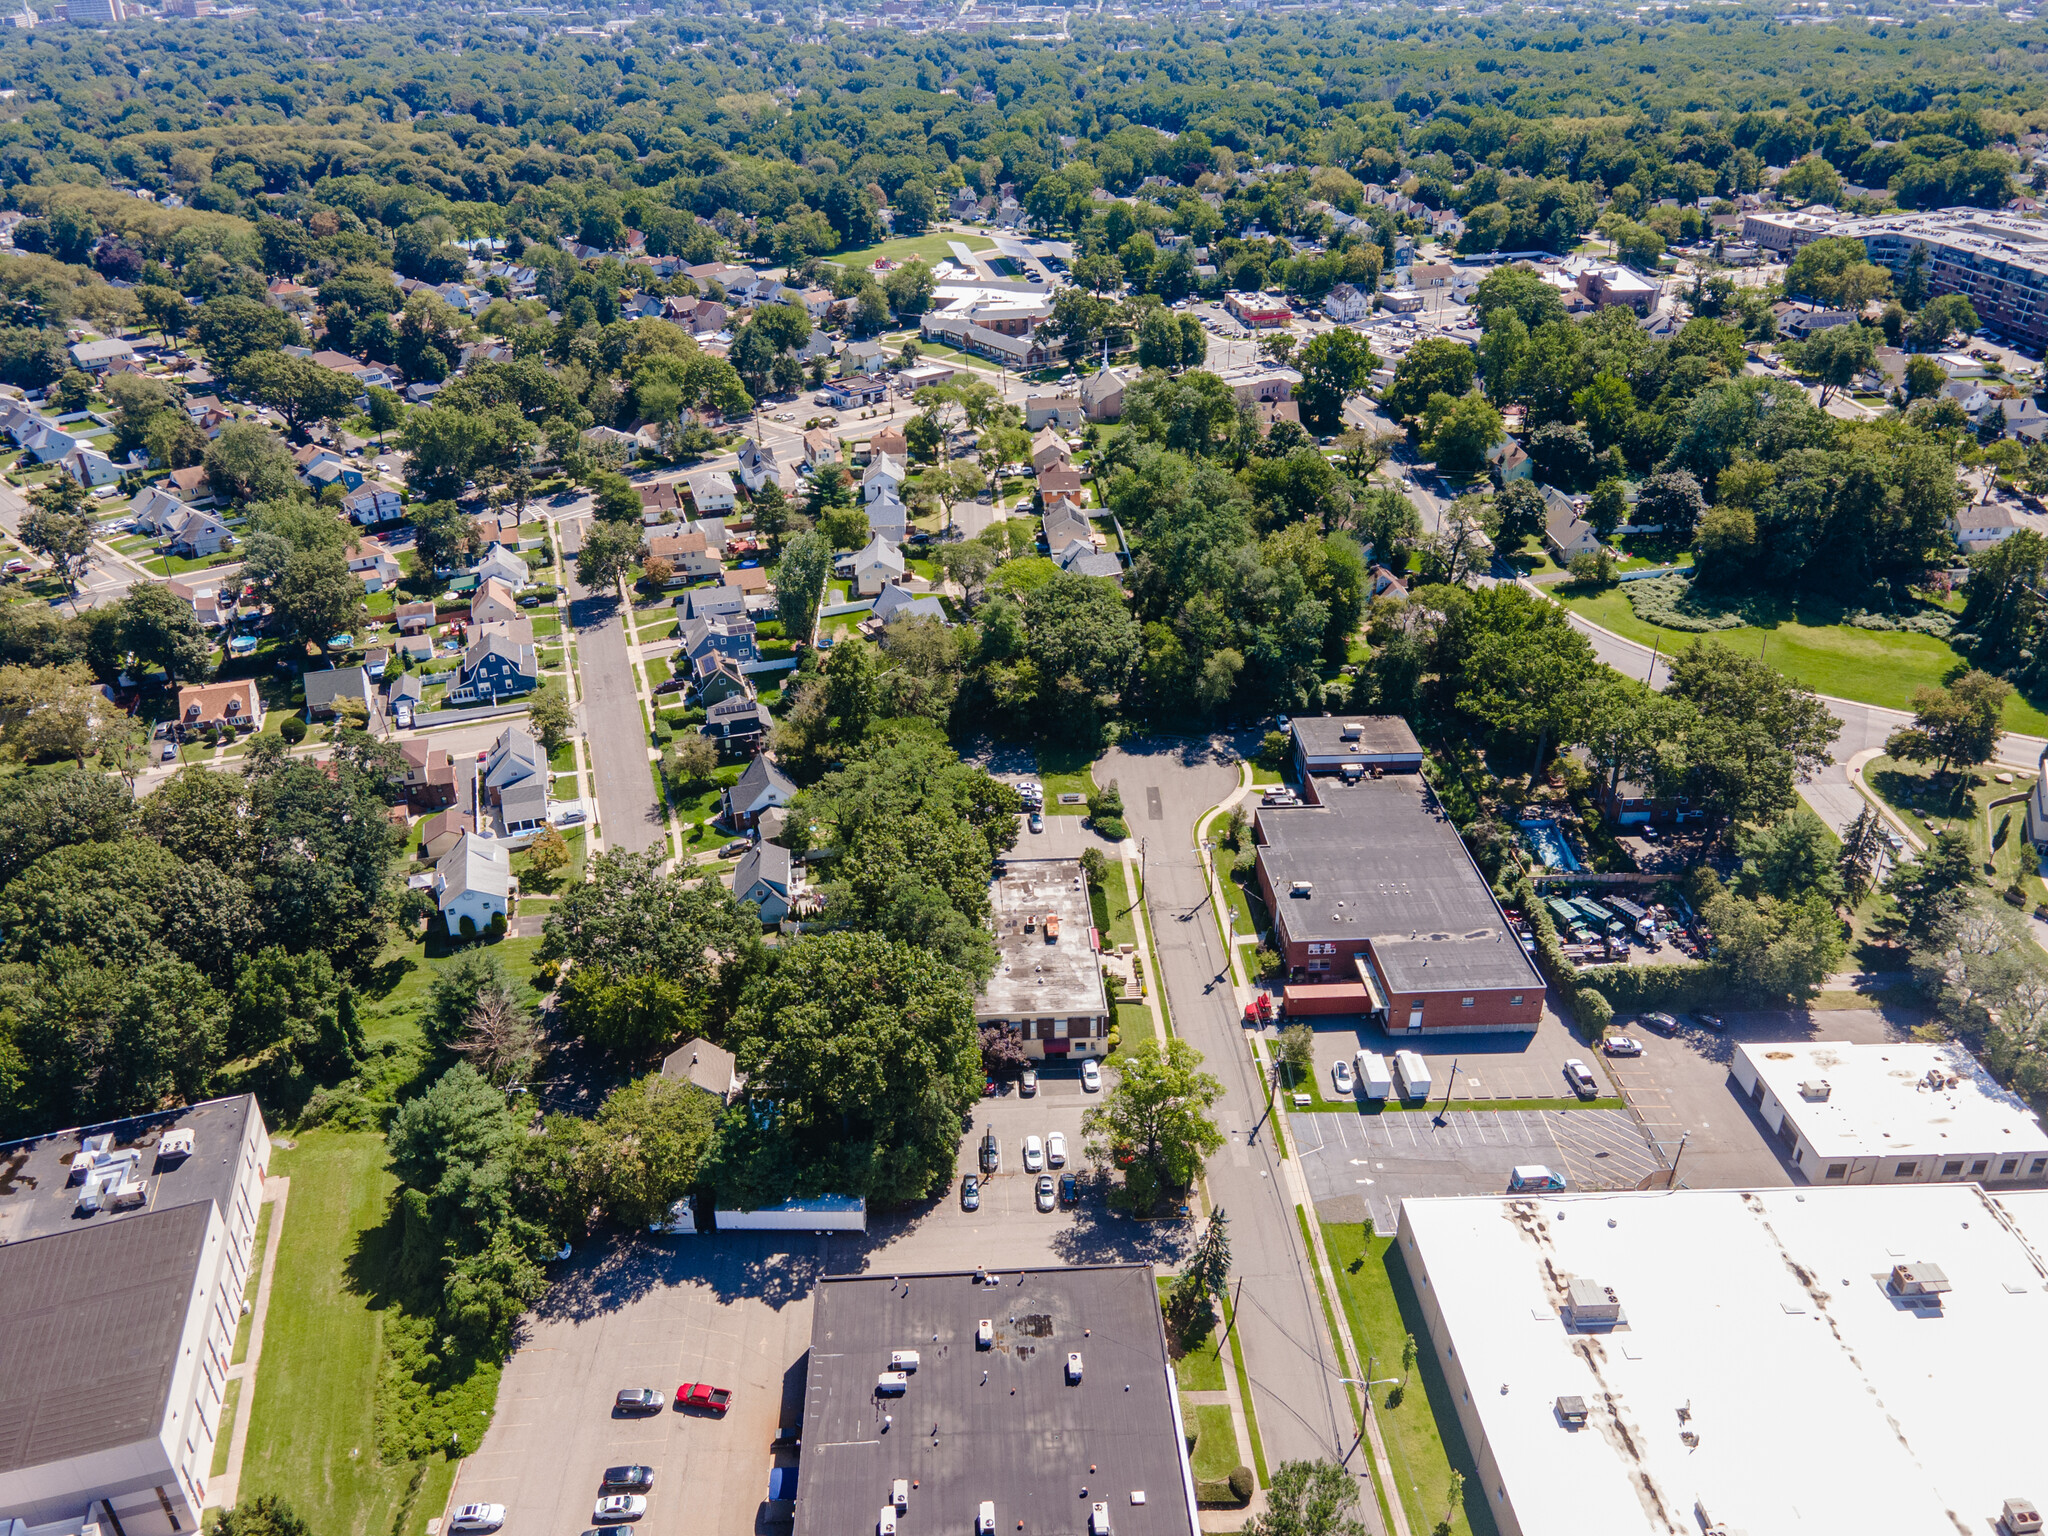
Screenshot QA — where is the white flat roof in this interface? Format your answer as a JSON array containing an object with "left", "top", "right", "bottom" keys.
[
  {"left": 1739, "top": 1040, "right": 2048, "bottom": 1160},
  {"left": 1402, "top": 1186, "right": 2048, "bottom": 1536}
]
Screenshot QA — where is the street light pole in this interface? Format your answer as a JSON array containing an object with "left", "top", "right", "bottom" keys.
[{"left": 1433, "top": 1057, "right": 1459, "bottom": 1125}]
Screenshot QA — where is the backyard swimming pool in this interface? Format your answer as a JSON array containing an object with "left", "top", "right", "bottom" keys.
[{"left": 1519, "top": 817, "right": 1582, "bottom": 871}]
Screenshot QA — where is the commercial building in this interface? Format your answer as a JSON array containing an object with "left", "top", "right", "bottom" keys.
[
  {"left": 1730, "top": 1039, "right": 2048, "bottom": 1185},
  {"left": 793, "top": 1266, "right": 1198, "bottom": 1536},
  {"left": 1254, "top": 720, "right": 1542, "bottom": 1031},
  {"left": 972, "top": 858, "right": 1111, "bottom": 1058},
  {"left": 0, "top": 1097, "right": 272, "bottom": 1536},
  {"left": 1742, "top": 207, "right": 1838, "bottom": 252},
  {"left": 1400, "top": 1184, "right": 2048, "bottom": 1536},
  {"left": 1223, "top": 291, "right": 1293, "bottom": 328},
  {"left": 1835, "top": 208, "right": 2048, "bottom": 349}
]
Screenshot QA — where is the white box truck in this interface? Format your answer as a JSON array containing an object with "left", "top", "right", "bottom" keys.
[
  {"left": 1393, "top": 1050, "right": 1431, "bottom": 1101},
  {"left": 714, "top": 1195, "right": 867, "bottom": 1233},
  {"left": 1354, "top": 1051, "right": 1393, "bottom": 1101}
]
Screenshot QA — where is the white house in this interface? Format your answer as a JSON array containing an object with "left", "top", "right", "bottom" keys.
[
  {"left": 469, "top": 544, "right": 529, "bottom": 588},
  {"left": 862, "top": 452, "right": 908, "bottom": 505},
  {"left": 484, "top": 724, "right": 543, "bottom": 799},
  {"left": 164, "top": 508, "right": 233, "bottom": 559},
  {"left": 435, "top": 832, "right": 511, "bottom": 933},
  {"left": 1323, "top": 282, "right": 1370, "bottom": 322},
  {"left": 61, "top": 445, "right": 122, "bottom": 488},
  {"left": 687, "top": 469, "right": 737, "bottom": 513},
  {"left": 736, "top": 440, "right": 795, "bottom": 495},
  {"left": 1954, "top": 499, "right": 2028, "bottom": 553},
  {"left": 342, "top": 482, "right": 404, "bottom": 525},
  {"left": 851, "top": 533, "right": 908, "bottom": 598}
]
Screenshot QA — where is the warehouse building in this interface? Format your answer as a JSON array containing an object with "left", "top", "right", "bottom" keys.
[
  {"left": 1400, "top": 1184, "right": 2048, "bottom": 1536},
  {"left": 0, "top": 1097, "right": 271, "bottom": 1536},
  {"left": 1730, "top": 1039, "right": 2048, "bottom": 1185},
  {"left": 1255, "top": 721, "right": 1542, "bottom": 1031},
  {"left": 793, "top": 1266, "right": 1198, "bottom": 1536}
]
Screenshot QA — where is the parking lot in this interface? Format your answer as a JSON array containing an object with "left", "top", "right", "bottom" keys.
[{"left": 1287, "top": 1006, "right": 1615, "bottom": 1105}]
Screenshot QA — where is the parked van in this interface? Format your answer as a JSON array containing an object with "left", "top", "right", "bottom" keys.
[
  {"left": 1354, "top": 1051, "right": 1393, "bottom": 1101},
  {"left": 1393, "top": 1050, "right": 1431, "bottom": 1101},
  {"left": 1509, "top": 1165, "right": 1567, "bottom": 1192}
]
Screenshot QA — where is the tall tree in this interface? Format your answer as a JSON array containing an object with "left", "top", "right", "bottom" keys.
[{"left": 1081, "top": 1037, "right": 1225, "bottom": 1213}]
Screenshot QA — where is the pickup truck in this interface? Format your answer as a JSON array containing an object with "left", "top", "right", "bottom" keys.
[{"left": 676, "top": 1382, "right": 732, "bottom": 1416}]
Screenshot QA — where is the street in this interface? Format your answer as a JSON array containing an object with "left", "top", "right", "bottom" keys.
[
  {"left": 567, "top": 563, "right": 666, "bottom": 857},
  {"left": 1098, "top": 737, "right": 1367, "bottom": 1527}
]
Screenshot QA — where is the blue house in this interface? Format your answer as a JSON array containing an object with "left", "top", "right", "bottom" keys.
[{"left": 449, "top": 632, "right": 538, "bottom": 703}]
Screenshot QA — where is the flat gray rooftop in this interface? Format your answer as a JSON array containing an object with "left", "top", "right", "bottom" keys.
[
  {"left": 1292, "top": 714, "right": 1423, "bottom": 764},
  {"left": 795, "top": 1266, "right": 1196, "bottom": 1536},
  {"left": 0, "top": 1200, "right": 213, "bottom": 1474},
  {"left": 976, "top": 858, "right": 1107, "bottom": 1020},
  {"left": 1260, "top": 777, "right": 1541, "bottom": 995},
  {"left": 0, "top": 1094, "right": 255, "bottom": 1246}
]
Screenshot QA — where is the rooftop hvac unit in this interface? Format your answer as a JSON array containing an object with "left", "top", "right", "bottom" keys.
[
  {"left": 877, "top": 1510, "right": 897, "bottom": 1536},
  {"left": 888, "top": 1351, "right": 920, "bottom": 1373},
  {"left": 876, "top": 1372, "right": 909, "bottom": 1395},
  {"left": 976, "top": 1319, "right": 993, "bottom": 1348},
  {"left": 1890, "top": 1262, "right": 1953, "bottom": 1298},
  {"left": 977, "top": 1502, "right": 996, "bottom": 1535},
  {"left": 1340, "top": 723, "right": 1363, "bottom": 741},
  {"left": 1797, "top": 1079, "right": 1832, "bottom": 1101},
  {"left": 1090, "top": 1504, "right": 1111, "bottom": 1536},
  {"left": 1290, "top": 881, "right": 1314, "bottom": 897},
  {"left": 2002, "top": 1497, "right": 2043, "bottom": 1535},
  {"left": 891, "top": 1480, "right": 908, "bottom": 1514},
  {"left": 157, "top": 1129, "right": 195, "bottom": 1159},
  {"left": 1563, "top": 1276, "right": 1622, "bottom": 1327},
  {"left": 1066, "top": 1352, "right": 1083, "bottom": 1383},
  {"left": 1554, "top": 1396, "right": 1588, "bottom": 1427}
]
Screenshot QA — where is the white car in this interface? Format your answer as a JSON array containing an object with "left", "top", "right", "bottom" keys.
[
  {"left": 449, "top": 1508, "right": 506, "bottom": 1534},
  {"left": 1331, "top": 1058, "right": 1355, "bottom": 1095},
  {"left": 1046, "top": 1131, "right": 1067, "bottom": 1167},
  {"left": 593, "top": 1497, "right": 646, "bottom": 1522},
  {"left": 1023, "top": 1134, "right": 1044, "bottom": 1173},
  {"left": 1081, "top": 1059, "right": 1101, "bottom": 1091}
]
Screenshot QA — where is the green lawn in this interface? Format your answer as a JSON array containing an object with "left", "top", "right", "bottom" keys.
[
  {"left": 1555, "top": 585, "right": 2048, "bottom": 734},
  {"left": 232, "top": 1201, "right": 274, "bottom": 1363},
  {"left": 1156, "top": 1278, "right": 1229, "bottom": 1391},
  {"left": 644, "top": 656, "right": 673, "bottom": 692},
  {"left": 1089, "top": 858, "right": 1138, "bottom": 953},
  {"left": 549, "top": 739, "right": 577, "bottom": 772},
  {"left": 669, "top": 764, "right": 743, "bottom": 850},
  {"left": 237, "top": 1131, "right": 465, "bottom": 1536},
  {"left": 824, "top": 231, "right": 993, "bottom": 270},
  {"left": 1867, "top": 755, "right": 2047, "bottom": 907},
  {"left": 1111, "top": 999, "right": 1157, "bottom": 1058},
  {"left": 1186, "top": 1401, "right": 1244, "bottom": 1488},
  {"left": 1037, "top": 743, "right": 1095, "bottom": 814},
  {"left": 1321, "top": 1224, "right": 1496, "bottom": 1536},
  {"left": 210, "top": 1377, "right": 243, "bottom": 1479}
]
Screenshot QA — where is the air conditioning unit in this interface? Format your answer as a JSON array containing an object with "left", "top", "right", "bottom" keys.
[
  {"left": 1554, "top": 1395, "right": 1588, "bottom": 1427},
  {"left": 1797, "top": 1079, "right": 1831, "bottom": 1101},
  {"left": 1890, "top": 1262, "right": 1953, "bottom": 1298},
  {"left": 888, "top": 1351, "right": 920, "bottom": 1373},
  {"left": 1564, "top": 1276, "right": 1622, "bottom": 1328},
  {"left": 2002, "top": 1497, "right": 2043, "bottom": 1535},
  {"left": 1290, "top": 880, "right": 1314, "bottom": 897}
]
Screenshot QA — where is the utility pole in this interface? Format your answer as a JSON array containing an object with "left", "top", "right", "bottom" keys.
[{"left": 1433, "top": 1057, "right": 1459, "bottom": 1126}]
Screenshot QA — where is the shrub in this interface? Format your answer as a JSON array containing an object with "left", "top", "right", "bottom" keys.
[
  {"left": 1257, "top": 730, "right": 1291, "bottom": 770},
  {"left": 1227, "top": 1467, "right": 1255, "bottom": 1503},
  {"left": 1254, "top": 945, "right": 1280, "bottom": 977},
  {"left": 458, "top": 913, "right": 476, "bottom": 937},
  {"left": 1622, "top": 574, "right": 1746, "bottom": 632},
  {"left": 1094, "top": 814, "right": 1130, "bottom": 841},
  {"left": 279, "top": 715, "right": 308, "bottom": 744},
  {"left": 1575, "top": 986, "right": 1614, "bottom": 1036},
  {"left": 1080, "top": 846, "right": 1110, "bottom": 887}
]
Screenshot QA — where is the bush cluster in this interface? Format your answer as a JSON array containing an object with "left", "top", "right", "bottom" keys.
[{"left": 1622, "top": 575, "right": 1747, "bottom": 632}]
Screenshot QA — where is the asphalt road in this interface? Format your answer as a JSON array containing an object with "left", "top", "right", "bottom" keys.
[
  {"left": 569, "top": 569, "right": 667, "bottom": 857},
  {"left": 1099, "top": 737, "right": 1366, "bottom": 1523}
]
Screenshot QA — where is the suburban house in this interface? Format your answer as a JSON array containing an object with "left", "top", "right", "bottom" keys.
[
  {"left": 863, "top": 453, "right": 908, "bottom": 504},
  {"left": 722, "top": 753, "right": 797, "bottom": 832},
  {"left": 483, "top": 725, "right": 543, "bottom": 802},
  {"left": 434, "top": 832, "right": 511, "bottom": 932},
  {"left": 851, "top": 533, "right": 908, "bottom": 597},
  {"left": 347, "top": 547, "right": 402, "bottom": 592},
  {"left": 686, "top": 469, "right": 737, "bottom": 513},
  {"left": 420, "top": 806, "right": 468, "bottom": 860},
  {"left": 69, "top": 336, "right": 136, "bottom": 372},
  {"left": 867, "top": 424, "right": 908, "bottom": 461},
  {"left": 648, "top": 527, "right": 723, "bottom": 579},
  {"left": 396, "top": 601, "right": 437, "bottom": 634},
  {"left": 659, "top": 1037, "right": 742, "bottom": 1103},
  {"left": 469, "top": 577, "right": 522, "bottom": 627},
  {"left": 694, "top": 656, "right": 755, "bottom": 707},
  {"left": 469, "top": 544, "right": 528, "bottom": 588},
  {"left": 1024, "top": 396, "right": 1083, "bottom": 432},
  {"left": 870, "top": 584, "right": 948, "bottom": 624},
  {"left": 1541, "top": 486, "right": 1605, "bottom": 563},
  {"left": 399, "top": 741, "right": 459, "bottom": 807},
  {"left": 1489, "top": 439, "right": 1533, "bottom": 482},
  {"left": 60, "top": 445, "right": 122, "bottom": 488},
  {"left": 865, "top": 489, "right": 910, "bottom": 547},
  {"left": 174, "top": 678, "right": 264, "bottom": 737},
  {"left": 498, "top": 776, "right": 549, "bottom": 836},
  {"left": 1323, "top": 283, "right": 1370, "bottom": 322},
  {"left": 678, "top": 614, "right": 760, "bottom": 669},
  {"left": 167, "top": 466, "right": 214, "bottom": 503},
  {"left": 1043, "top": 505, "right": 1091, "bottom": 554},
  {"left": 732, "top": 841, "right": 806, "bottom": 924},
  {"left": 678, "top": 586, "right": 750, "bottom": 623},
  {"left": 840, "top": 339, "right": 887, "bottom": 375},
  {"left": 703, "top": 694, "right": 773, "bottom": 752},
  {"left": 342, "top": 483, "right": 404, "bottom": 525},
  {"left": 802, "top": 428, "right": 841, "bottom": 471},
  {"left": 303, "top": 665, "right": 374, "bottom": 721},
  {"left": 822, "top": 374, "right": 889, "bottom": 409},
  {"left": 1031, "top": 426, "right": 1072, "bottom": 472},
  {"left": 736, "top": 440, "right": 795, "bottom": 495},
  {"left": 450, "top": 633, "right": 538, "bottom": 703},
  {"left": 164, "top": 508, "right": 233, "bottom": 559},
  {"left": 722, "top": 565, "right": 769, "bottom": 596},
  {"left": 168, "top": 571, "right": 235, "bottom": 628},
  {"left": 1056, "top": 541, "right": 1122, "bottom": 579},
  {"left": 129, "top": 483, "right": 187, "bottom": 535},
  {"left": 1036, "top": 463, "right": 1085, "bottom": 504},
  {"left": 1080, "top": 367, "right": 1129, "bottom": 422},
  {"left": 1954, "top": 499, "right": 2029, "bottom": 552}
]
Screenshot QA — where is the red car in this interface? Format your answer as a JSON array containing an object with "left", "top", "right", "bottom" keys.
[{"left": 676, "top": 1383, "right": 732, "bottom": 1415}]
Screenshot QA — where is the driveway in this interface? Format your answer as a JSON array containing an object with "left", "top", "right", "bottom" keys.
[{"left": 1099, "top": 736, "right": 1369, "bottom": 1520}]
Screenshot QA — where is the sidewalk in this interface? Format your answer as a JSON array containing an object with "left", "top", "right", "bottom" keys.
[{"left": 205, "top": 1174, "right": 290, "bottom": 1511}]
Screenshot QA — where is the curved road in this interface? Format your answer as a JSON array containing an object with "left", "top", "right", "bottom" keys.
[{"left": 1100, "top": 737, "right": 1370, "bottom": 1528}]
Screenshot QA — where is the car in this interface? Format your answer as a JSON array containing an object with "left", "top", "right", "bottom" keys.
[
  {"left": 1058, "top": 1171, "right": 1078, "bottom": 1205},
  {"left": 601, "top": 1466, "right": 654, "bottom": 1492},
  {"left": 614, "top": 1388, "right": 665, "bottom": 1414},
  {"left": 1035, "top": 1174, "right": 1056, "bottom": 1211},
  {"left": 1562, "top": 1059, "right": 1599, "bottom": 1100},
  {"left": 1331, "top": 1058, "right": 1355, "bottom": 1095},
  {"left": 1046, "top": 1131, "right": 1067, "bottom": 1167},
  {"left": 1081, "top": 1059, "right": 1101, "bottom": 1091},
  {"left": 1029, "top": 811, "right": 1043, "bottom": 833},
  {"left": 1602, "top": 1036, "right": 1643, "bottom": 1057},
  {"left": 961, "top": 1173, "right": 981, "bottom": 1211},
  {"left": 676, "top": 1382, "right": 732, "bottom": 1414},
  {"left": 1641, "top": 1011, "right": 1681, "bottom": 1036},
  {"left": 1691, "top": 1011, "right": 1726, "bottom": 1031},
  {"left": 1020, "top": 1069, "right": 1037, "bottom": 1097},
  {"left": 4, "top": 558, "right": 31, "bottom": 573},
  {"left": 1023, "top": 1134, "right": 1044, "bottom": 1172},
  {"left": 721, "top": 838, "right": 751, "bottom": 856},
  {"left": 980, "top": 1130, "right": 1001, "bottom": 1172},
  {"left": 161, "top": 742, "right": 177, "bottom": 761},
  {"left": 519, "top": 593, "right": 544, "bottom": 607},
  {"left": 448, "top": 1507, "right": 506, "bottom": 1534},
  {"left": 593, "top": 1497, "right": 645, "bottom": 1522}
]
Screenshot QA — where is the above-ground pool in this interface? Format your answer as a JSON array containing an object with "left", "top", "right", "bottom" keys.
[{"left": 1519, "top": 817, "right": 1582, "bottom": 871}]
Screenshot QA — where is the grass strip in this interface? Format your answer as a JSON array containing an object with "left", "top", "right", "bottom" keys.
[
  {"left": 1218, "top": 1291, "right": 1270, "bottom": 1487},
  {"left": 209, "top": 1377, "right": 243, "bottom": 1479},
  {"left": 231, "top": 1201, "right": 274, "bottom": 1364},
  {"left": 1294, "top": 1207, "right": 1398, "bottom": 1536}
]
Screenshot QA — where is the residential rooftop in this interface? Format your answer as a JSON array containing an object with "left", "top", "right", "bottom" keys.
[
  {"left": 1401, "top": 1184, "right": 2048, "bottom": 1536},
  {"left": 1736, "top": 1039, "right": 2048, "bottom": 1164},
  {"left": 794, "top": 1266, "right": 1198, "bottom": 1536},
  {"left": 975, "top": 857, "right": 1107, "bottom": 1022}
]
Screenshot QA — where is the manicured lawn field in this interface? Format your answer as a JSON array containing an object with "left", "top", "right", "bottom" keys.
[
  {"left": 668, "top": 764, "right": 744, "bottom": 851},
  {"left": 1111, "top": 998, "right": 1157, "bottom": 1057},
  {"left": 1555, "top": 585, "right": 2048, "bottom": 734},
  {"left": 825, "top": 231, "right": 993, "bottom": 269},
  {"left": 1156, "top": 1278, "right": 1229, "bottom": 1392},
  {"left": 1089, "top": 858, "right": 1138, "bottom": 953},
  {"left": 237, "top": 1131, "right": 464, "bottom": 1536},
  {"left": 1321, "top": 1223, "right": 1496, "bottom": 1536},
  {"left": 1037, "top": 743, "right": 1095, "bottom": 813}
]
